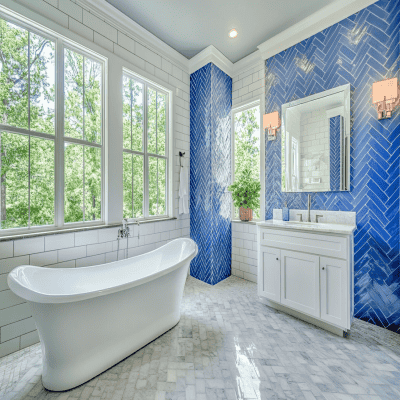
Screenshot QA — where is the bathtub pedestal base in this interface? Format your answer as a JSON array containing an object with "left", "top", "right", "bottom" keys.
[{"left": 42, "top": 312, "right": 181, "bottom": 391}]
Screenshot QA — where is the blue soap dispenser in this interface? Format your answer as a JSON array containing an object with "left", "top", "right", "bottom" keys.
[{"left": 282, "top": 201, "right": 289, "bottom": 221}]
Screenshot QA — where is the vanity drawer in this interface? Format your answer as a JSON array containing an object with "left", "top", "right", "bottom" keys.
[{"left": 259, "top": 228, "right": 348, "bottom": 260}]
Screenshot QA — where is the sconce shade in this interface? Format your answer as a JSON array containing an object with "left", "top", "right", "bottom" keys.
[
  {"left": 372, "top": 78, "right": 400, "bottom": 119},
  {"left": 263, "top": 111, "right": 281, "bottom": 138}
]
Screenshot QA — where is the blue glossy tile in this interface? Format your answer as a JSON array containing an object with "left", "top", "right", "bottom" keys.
[
  {"left": 264, "top": 0, "right": 400, "bottom": 333},
  {"left": 329, "top": 116, "right": 341, "bottom": 191},
  {"left": 190, "top": 63, "right": 232, "bottom": 286}
]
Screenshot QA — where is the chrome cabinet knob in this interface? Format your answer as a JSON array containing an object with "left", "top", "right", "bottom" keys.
[
  {"left": 322, "top": 267, "right": 325, "bottom": 270},
  {"left": 276, "top": 258, "right": 279, "bottom": 260}
]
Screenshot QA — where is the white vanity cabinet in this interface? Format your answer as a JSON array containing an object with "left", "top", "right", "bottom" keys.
[{"left": 257, "top": 221, "right": 355, "bottom": 335}]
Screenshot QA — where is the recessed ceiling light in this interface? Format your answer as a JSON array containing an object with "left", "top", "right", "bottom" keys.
[{"left": 229, "top": 29, "right": 238, "bottom": 39}]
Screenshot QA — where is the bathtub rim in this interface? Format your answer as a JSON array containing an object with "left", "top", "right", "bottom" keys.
[{"left": 8, "top": 238, "right": 198, "bottom": 304}]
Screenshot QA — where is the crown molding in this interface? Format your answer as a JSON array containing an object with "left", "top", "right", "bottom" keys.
[
  {"left": 188, "top": 45, "right": 234, "bottom": 77},
  {"left": 257, "top": 0, "right": 377, "bottom": 60},
  {"left": 76, "top": 0, "right": 189, "bottom": 72},
  {"left": 232, "top": 50, "right": 263, "bottom": 77}
]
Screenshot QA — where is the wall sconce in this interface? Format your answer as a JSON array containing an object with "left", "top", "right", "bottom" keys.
[
  {"left": 372, "top": 77, "right": 400, "bottom": 120},
  {"left": 263, "top": 111, "right": 281, "bottom": 141}
]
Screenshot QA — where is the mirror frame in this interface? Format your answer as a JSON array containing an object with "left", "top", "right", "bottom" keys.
[{"left": 281, "top": 84, "right": 351, "bottom": 193}]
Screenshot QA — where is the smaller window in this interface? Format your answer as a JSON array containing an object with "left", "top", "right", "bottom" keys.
[
  {"left": 232, "top": 103, "right": 261, "bottom": 219},
  {"left": 122, "top": 72, "right": 169, "bottom": 220}
]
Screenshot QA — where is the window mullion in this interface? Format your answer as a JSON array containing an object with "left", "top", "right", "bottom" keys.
[
  {"left": 155, "top": 91, "right": 158, "bottom": 214},
  {"left": 27, "top": 32, "right": 31, "bottom": 227},
  {"left": 232, "top": 111, "right": 236, "bottom": 219},
  {"left": 131, "top": 153, "right": 134, "bottom": 219},
  {"left": 157, "top": 158, "right": 159, "bottom": 215},
  {"left": 144, "top": 84, "right": 149, "bottom": 218},
  {"left": 155, "top": 91, "right": 158, "bottom": 156},
  {"left": 83, "top": 144, "right": 85, "bottom": 222},
  {"left": 55, "top": 40, "right": 65, "bottom": 228},
  {"left": 82, "top": 57, "right": 85, "bottom": 223},
  {"left": 165, "top": 95, "right": 169, "bottom": 217},
  {"left": 83, "top": 56, "right": 85, "bottom": 141},
  {"left": 28, "top": 31, "right": 30, "bottom": 131},
  {"left": 130, "top": 81, "right": 134, "bottom": 218},
  {"left": 28, "top": 136, "right": 31, "bottom": 228}
]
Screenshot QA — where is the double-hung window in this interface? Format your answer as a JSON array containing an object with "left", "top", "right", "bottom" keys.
[
  {"left": 0, "top": 12, "right": 105, "bottom": 233},
  {"left": 232, "top": 101, "right": 262, "bottom": 220},
  {"left": 122, "top": 71, "right": 169, "bottom": 220}
]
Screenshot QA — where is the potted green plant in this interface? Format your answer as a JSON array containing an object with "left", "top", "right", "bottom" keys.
[{"left": 228, "top": 168, "right": 261, "bottom": 222}]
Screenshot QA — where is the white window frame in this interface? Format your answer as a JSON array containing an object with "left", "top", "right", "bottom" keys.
[
  {"left": 122, "top": 69, "right": 170, "bottom": 221},
  {"left": 0, "top": 9, "right": 107, "bottom": 236},
  {"left": 231, "top": 99, "right": 265, "bottom": 222}
]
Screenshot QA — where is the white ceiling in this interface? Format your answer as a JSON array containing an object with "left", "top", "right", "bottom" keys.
[{"left": 105, "top": 0, "right": 338, "bottom": 63}]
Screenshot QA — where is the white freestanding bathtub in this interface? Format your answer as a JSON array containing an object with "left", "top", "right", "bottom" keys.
[{"left": 8, "top": 238, "right": 198, "bottom": 391}]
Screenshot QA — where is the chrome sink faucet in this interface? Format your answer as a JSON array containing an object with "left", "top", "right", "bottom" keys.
[{"left": 307, "top": 194, "right": 311, "bottom": 222}]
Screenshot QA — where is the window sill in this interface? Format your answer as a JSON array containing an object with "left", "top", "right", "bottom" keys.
[
  {"left": 0, "top": 217, "right": 177, "bottom": 242},
  {"left": 231, "top": 219, "right": 261, "bottom": 225}
]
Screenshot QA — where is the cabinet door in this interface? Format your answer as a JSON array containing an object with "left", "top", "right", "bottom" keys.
[
  {"left": 320, "top": 257, "right": 348, "bottom": 329},
  {"left": 258, "top": 246, "right": 281, "bottom": 302},
  {"left": 280, "top": 250, "right": 320, "bottom": 317}
]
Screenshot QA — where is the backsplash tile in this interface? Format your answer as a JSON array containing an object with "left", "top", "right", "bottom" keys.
[
  {"left": 265, "top": 0, "right": 400, "bottom": 332},
  {"left": 190, "top": 63, "right": 232, "bottom": 285}
]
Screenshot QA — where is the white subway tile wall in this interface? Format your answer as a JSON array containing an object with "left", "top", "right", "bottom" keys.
[
  {"left": 231, "top": 222, "right": 258, "bottom": 283},
  {"left": 230, "top": 59, "right": 265, "bottom": 285},
  {"left": 232, "top": 61, "right": 265, "bottom": 107},
  {"left": 1, "top": 0, "right": 191, "bottom": 359}
]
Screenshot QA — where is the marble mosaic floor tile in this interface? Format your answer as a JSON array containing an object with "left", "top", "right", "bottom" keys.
[{"left": 1, "top": 276, "right": 400, "bottom": 400}]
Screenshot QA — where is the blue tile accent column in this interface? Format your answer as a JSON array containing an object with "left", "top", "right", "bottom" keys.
[{"left": 190, "top": 63, "right": 232, "bottom": 285}]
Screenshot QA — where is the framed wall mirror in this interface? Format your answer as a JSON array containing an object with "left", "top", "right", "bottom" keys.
[{"left": 281, "top": 84, "right": 351, "bottom": 192}]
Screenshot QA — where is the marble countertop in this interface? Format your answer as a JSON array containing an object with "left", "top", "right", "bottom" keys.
[{"left": 257, "top": 219, "right": 356, "bottom": 235}]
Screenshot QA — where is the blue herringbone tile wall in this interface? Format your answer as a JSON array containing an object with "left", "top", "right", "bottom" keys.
[
  {"left": 265, "top": 0, "right": 400, "bottom": 332},
  {"left": 330, "top": 116, "right": 341, "bottom": 191},
  {"left": 190, "top": 63, "right": 232, "bottom": 285}
]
